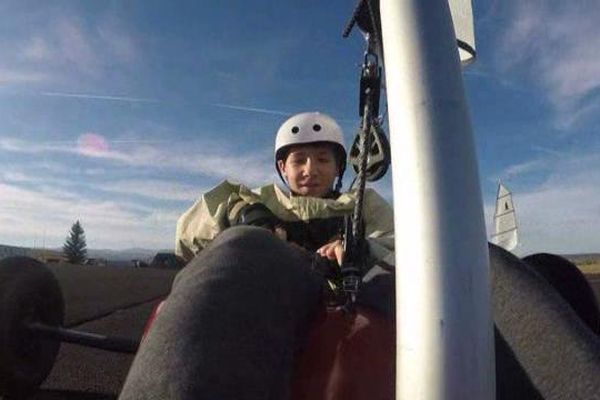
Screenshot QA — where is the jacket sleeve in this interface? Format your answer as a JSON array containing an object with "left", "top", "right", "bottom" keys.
[
  {"left": 175, "top": 181, "right": 254, "bottom": 263},
  {"left": 363, "top": 189, "right": 395, "bottom": 270}
]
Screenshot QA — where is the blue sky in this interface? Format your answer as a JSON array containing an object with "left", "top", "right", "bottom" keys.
[{"left": 1, "top": 0, "right": 599, "bottom": 255}]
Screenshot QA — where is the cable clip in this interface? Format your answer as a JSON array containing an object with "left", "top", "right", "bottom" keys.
[{"left": 359, "top": 51, "right": 381, "bottom": 117}]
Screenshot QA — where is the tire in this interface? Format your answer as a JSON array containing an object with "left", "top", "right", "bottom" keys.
[
  {"left": 522, "top": 253, "right": 600, "bottom": 334},
  {"left": 0, "top": 256, "right": 65, "bottom": 398}
]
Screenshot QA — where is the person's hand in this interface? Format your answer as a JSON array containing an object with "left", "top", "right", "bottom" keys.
[
  {"left": 231, "top": 202, "right": 289, "bottom": 242},
  {"left": 316, "top": 239, "right": 344, "bottom": 266}
]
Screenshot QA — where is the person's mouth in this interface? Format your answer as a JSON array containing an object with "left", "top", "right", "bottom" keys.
[{"left": 300, "top": 182, "right": 320, "bottom": 189}]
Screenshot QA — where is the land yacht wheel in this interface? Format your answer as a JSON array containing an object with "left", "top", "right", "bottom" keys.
[{"left": 0, "top": 256, "right": 64, "bottom": 398}]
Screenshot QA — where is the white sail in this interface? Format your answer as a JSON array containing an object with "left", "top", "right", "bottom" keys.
[
  {"left": 491, "top": 183, "right": 518, "bottom": 251},
  {"left": 448, "top": 0, "right": 476, "bottom": 65}
]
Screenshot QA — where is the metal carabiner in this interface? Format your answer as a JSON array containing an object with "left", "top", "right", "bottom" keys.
[{"left": 359, "top": 51, "right": 382, "bottom": 117}]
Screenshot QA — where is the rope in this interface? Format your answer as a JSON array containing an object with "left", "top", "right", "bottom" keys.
[
  {"left": 340, "top": 0, "right": 382, "bottom": 311},
  {"left": 340, "top": 90, "right": 374, "bottom": 311},
  {"left": 342, "top": 0, "right": 365, "bottom": 38},
  {"left": 352, "top": 94, "right": 373, "bottom": 241}
]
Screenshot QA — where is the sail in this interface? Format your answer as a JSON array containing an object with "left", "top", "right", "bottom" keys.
[
  {"left": 448, "top": 0, "right": 476, "bottom": 65},
  {"left": 491, "top": 183, "right": 518, "bottom": 251}
]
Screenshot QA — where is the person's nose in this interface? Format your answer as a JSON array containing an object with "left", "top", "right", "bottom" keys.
[{"left": 303, "top": 157, "right": 318, "bottom": 177}]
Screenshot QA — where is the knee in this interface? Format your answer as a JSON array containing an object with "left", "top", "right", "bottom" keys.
[
  {"left": 212, "top": 225, "right": 279, "bottom": 249},
  {"left": 170, "top": 226, "right": 323, "bottom": 315},
  {"left": 488, "top": 242, "right": 521, "bottom": 275},
  {"left": 178, "top": 225, "right": 314, "bottom": 288}
]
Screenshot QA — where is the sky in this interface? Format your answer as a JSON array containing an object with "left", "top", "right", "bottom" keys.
[{"left": 0, "top": 0, "right": 599, "bottom": 255}]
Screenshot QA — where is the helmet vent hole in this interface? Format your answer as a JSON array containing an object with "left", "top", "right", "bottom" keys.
[
  {"left": 313, "top": 124, "right": 321, "bottom": 132},
  {"left": 291, "top": 126, "right": 300, "bottom": 134}
]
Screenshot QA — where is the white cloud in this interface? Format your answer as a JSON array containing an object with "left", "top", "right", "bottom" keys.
[
  {"left": 97, "top": 180, "right": 206, "bottom": 202},
  {"left": 0, "top": 182, "right": 181, "bottom": 250},
  {"left": 96, "top": 17, "right": 140, "bottom": 64},
  {"left": 53, "top": 18, "right": 107, "bottom": 77},
  {"left": 0, "top": 133, "right": 275, "bottom": 249},
  {"left": 498, "top": 0, "right": 600, "bottom": 128},
  {"left": 0, "top": 69, "right": 48, "bottom": 84},
  {"left": 530, "top": 145, "right": 563, "bottom": 158},
  {"left": 0, "top": 10, "right": 140, "bottom": 86},
  {"left": 491, "top": 159, "right": 548, "bottom": 182},
  {"left": 22, "top": 36, "right": 52, "bottom": 60},
  {"left": 6, "top": 142, "right": 598, "bottom": 255},
  {"left": 1, "top": 136, "right": 274, "bottom": 185},
  {"left": 1, "top": 170, "right": 31, "bottom": 183},
  {"left": 553, "top": 101, "right": 600, "bottom": 131},
  {"left": 0, "top": 137, "right": 75, "bottom": 155}
]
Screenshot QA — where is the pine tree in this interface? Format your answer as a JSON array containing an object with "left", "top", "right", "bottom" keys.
[{"left": 63, "top": 220, "right": 88, "bottom": 264}]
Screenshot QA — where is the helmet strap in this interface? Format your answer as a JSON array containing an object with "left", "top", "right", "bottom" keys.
[{"left": 334, "top": 173, "right": 344, "bottom": 194}]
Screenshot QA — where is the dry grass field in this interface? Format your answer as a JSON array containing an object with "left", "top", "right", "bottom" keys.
[
  {"left": 561, "top": 253, "right": 600, "bottom": 276},
  {"left": 576, "top": 261, "right": 600, "bottom": 276}
]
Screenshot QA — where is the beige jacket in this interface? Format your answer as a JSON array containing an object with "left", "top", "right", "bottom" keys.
[{"left": 175, "top": 181, "right": 395, "bottom": 267}]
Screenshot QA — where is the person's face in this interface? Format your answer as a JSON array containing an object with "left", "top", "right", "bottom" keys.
[{"left": 277, "top": 144, "right": 339, "bottom": 198}]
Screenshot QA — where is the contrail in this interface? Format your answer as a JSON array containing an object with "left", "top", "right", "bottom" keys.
[
  {"left": 212, "top": 103, "right": 358, "bottom": 123},
  {"left": 531, "top": 145, "right": 563, "bottom": 157},
  {"left": 212, "top": 103, "right": 291, "bottom": 116},
  {"left": 41, "top": 92, "right": 159, "bottom": 104}
]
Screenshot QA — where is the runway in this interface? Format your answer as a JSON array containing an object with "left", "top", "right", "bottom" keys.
[{"left": 20, "top": 265, "right": 600, "bottom": 399}]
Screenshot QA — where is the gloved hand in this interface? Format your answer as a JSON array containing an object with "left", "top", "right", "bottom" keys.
[
  {"left": 311, "top": 253, "right": 341, "bottom": 280},
  {"left": 234, "top": 203, "right": 286, "bottom": 240},
  {"left": 316, "top": 238, "right": 344, "bottom": 266}
]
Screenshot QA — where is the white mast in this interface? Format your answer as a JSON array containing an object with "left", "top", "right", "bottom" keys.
[
  {"left": 380, "top": 0, "right": 495, "bottom": 399},
  {"left": 491, "top": 182, "right": 518, "bottom": 252}
]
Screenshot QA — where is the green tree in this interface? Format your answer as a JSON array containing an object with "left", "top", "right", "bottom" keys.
[{"left": 63, "top": 220, "right": 88, "bottom": 264}]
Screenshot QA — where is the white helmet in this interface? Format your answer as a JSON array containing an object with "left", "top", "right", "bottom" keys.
[
  {"left": 274, "top": 112, "right": 347, "bottom": 192},
  {"left": 275, "top": 112, "right": 345, "bottom": 156}
]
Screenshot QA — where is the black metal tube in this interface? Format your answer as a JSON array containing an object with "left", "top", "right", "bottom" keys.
[{"left": 27, "top": 322, "right": 139, "bottom": 354}]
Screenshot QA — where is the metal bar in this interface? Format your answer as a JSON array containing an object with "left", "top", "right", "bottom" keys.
[
  {"left": 494, "top": 210, "right": 515, "bottom": 219},
  {"left": 379, "top": 0, "right": 495, "bottom": 398},
  {"left": 491, "top": 228, "right": 518, "bottom": 237},
  {"left": 28, "top": 322, "right": 139, "bottom": 354}
]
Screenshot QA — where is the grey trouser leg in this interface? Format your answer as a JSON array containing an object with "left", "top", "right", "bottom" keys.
[
  {"left": 491, "top": 244, "right": 600, "bottom": 399},
  {"left": 119, "top": 226, "right": 324, "bottom": 400}
]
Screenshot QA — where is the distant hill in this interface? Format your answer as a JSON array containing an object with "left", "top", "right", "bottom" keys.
[
  {"left": 563, "top": 253, "right": 600, "bottom": 265},
  {"left": 0, "top": 244, "right": 168, "bottom": 262},
  {"left": 86, "top": 248, "right": 168, "bottom": 262},
  {"left": 0, "top": 244, "right": 32, "bottom": 258}
]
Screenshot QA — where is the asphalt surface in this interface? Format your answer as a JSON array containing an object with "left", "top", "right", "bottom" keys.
[
  {"left": 9, "top": 266, "right": 600, "bottom": 399},
  {"left": 28, "top": 264, "right": 178, "bottom": 400}
]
